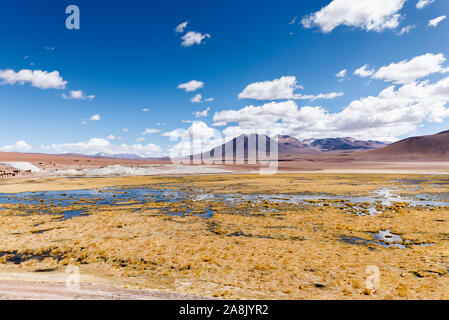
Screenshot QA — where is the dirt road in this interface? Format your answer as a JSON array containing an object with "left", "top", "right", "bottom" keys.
[{"left": 0, "top": 278, "right": 206, "bottom": 300}]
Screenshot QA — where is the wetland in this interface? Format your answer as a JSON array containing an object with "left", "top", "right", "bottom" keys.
[{"left": 0, "top": 173, "right": 448, "bottom": 299}]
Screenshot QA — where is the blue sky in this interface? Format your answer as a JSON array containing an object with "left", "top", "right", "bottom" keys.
[{"left": 1, "top": 0, "right": 449, "bottom": 157}]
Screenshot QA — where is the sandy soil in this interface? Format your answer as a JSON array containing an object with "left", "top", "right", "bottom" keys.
[
  {"left": 3, "top": 152, "right": 449, "bottom": 177},
  {"left": 0, "top": 273, "right": 206, "bottom": 300},
  {"left": 223, "top": 159, "right": 449, "bottom": 174}
]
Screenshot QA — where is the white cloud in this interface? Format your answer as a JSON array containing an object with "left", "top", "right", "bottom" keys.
[
  {"left": 354, "top": 64, "right": 375, "bottom": 77},
  {"left": 191, "top": 93, "right": 203, "bottom": 103},
  {"left": 288, "top": 16, "right": 298, "bottom": 25},
  {"left": 181, "top": 31, "right": 211, "bottom": 47},
  {"left": 417, "top": 0, "right": 435, "bottom": 9},
  {"left": 301, "top": 0, "right": 405, "bottom": 33},
  {"left": 213, "top": 75, "right": 449, "bottom": 142},
  {"left": 142, "top": 128, "right": 161, "bottom": 135},
  {"left": 398, "top": 25, "right": 415, "bottom": 35},
  {"left": 89, "top": 114, "right": 101, "bottom": 121},
  {"left": 194, "top": 107, "right": 210, "bottom": 118},
  {"left": 163, "top": 121, "right": 216, "bottom": 140},
  {"left": 355, "top": 53, "right": 449, "bottom": 84},
  {"left": 190, "top": 93, "right": 213, "bottom": 103},
  {"left": 175, "top": 21, "right": 188, "bottom": 33},
  {"left": 121, "top": 128, "right": 129, "bottom": 133},
  {"left": 136, "top": 137, "right": 145, "bottom": 142},
  {"left": 0, "top": 69, "right": 67, "bottom": 89},
  {"left": 163, "top": 121, "right": 224, "bottom": 157},
  {"left": 142, "top": 108, "right": 150, "bottom": 112},
  {"left": 177, "top": 80, "right": 204, "bottom": 92},
  {"left": 335, "top": 69, "right": 347, "bottom": 79},
  {"left": 62, "top": 90, "right": 95, "bottom": 100},
  {"left": 41, "top": 138, "right": 163, "bottom": 158},
  {"left": 1, "top": 140, "right": 32, "bottom": 152},
  {"left": 428, "top": 16, "right": 446, "bottom": 27},
  {"left": 106, "top": 135, "right": 116, "bottom": 140},
  {"left": 238, "top": 76, "right": 343, "bottom": 101},
  {"left": 309, "top": 92, "right": 344, "bottom": 100},
  {"left": 239, "top": 76, "right": 302, "bottom": 100}
]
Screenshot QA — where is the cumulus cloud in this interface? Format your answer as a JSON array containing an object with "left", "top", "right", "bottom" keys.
[
  {"left": 301, "top": 0, "right": 405, "bottom": 33},
  {"left": 428, "top": 16, "right": 446, "bottom": 27},
  {"left": 142, "top": 128, "right": 161, "bottom": 135},
  {"left": 0, "top": 69, "right": 67, "bottom": 89},
  {"left": 181, "top": 31, "right": 211, "bottom": 47},
  {"left": 89, "top": 114, "right": 101, "bottom": 121},
  {"left": 213, "top": 75, "right": 449, "bottom": 142},
  {"left": 1, "top": 140, "right": 32, "bottom": 152},
  {"left": 163, "top": 121, "right": 216, "bottom": 140},
  {"left": 142, "top": 108, "right": 150, "bottom": 112},
  {"left": 106, "top": 135, "right": 116, "bottom": 140},
  {"left": 62, "top": 90, "right": 95, "bottom": 100},
  {"left": 194, "top": 107, "right": 210, "bottom": 118},
  {"left": 238, "top": 76, "right": 343, "bottom": 101},
  {"left": 354, "top": 53, "right": 449, "bottom": 84},
  {"left": 417, "top": 0, "right": 435, "bottom": 9},
  {"left": 41, "top": 138, "right": 163, "bottom": 158},
  {"left": 163, "top": 121, "right": 225, "bottom": 158},
  {"left": 177, "top": 80, "right": 204, "bottom": 92},
  {"left": 239, "top": 76, "right": 302, "bottom": 100},
  {"left": 175, "top": 21, "right": 189, "bottom": 33}
]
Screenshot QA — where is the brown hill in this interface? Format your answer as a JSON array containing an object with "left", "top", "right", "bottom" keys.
[{"left": 356, "top": 130, "right": 449, "bottom": 160}]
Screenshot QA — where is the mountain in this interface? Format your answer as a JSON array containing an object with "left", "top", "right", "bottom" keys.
[
  {"left": 94, "top": 152, "right": 113, "bottom": 158},
  {"left": 197, "top": 134, "right": 388, "bottom": 162},
  {"left": 357, "top": 130, "right": 449, "bottom": 160},
  {"left": 200, "top": 134, "right": 272, "bottom": 161},
  {"left": 307, "top": 137, "right": 387, "bottom": 152},
  {"left": 94, "top": 153, "right": 143, "bottom": 160},
  {"left": 277, "top": 135, "right": 322, "bottom": 155},
  {"left": 110, "top": 153, "right": 143, "bottom": 160}
]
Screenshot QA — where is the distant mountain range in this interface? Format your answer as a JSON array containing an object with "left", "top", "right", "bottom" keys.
[
  {"left": 94, "top": 153, "right": 144, "bottom": 160},
  {"left": 60, "top": 130, "right": 449, "bottom": 161},
  {"left": 88, "top": 135, "right": 388, "bottom": 161},
  {"left": 278, "top": 135, "right": 387, "bottom": 154},
  {"left": 2, "top": 130, "right": 449, "bottom": 164},
  {"left": 92, "top": 153, "right": 169, "bottom": 161},
  {"left": 196, "top": 134, "right": 388, "bottom": 162}
]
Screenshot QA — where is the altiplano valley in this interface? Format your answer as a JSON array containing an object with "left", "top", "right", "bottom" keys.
[
  {"left": 0, "top": 130, "right": 448, "bottom": 299},
  {"left": 2, "top": 0, "right": 449, "bottom": 303}
]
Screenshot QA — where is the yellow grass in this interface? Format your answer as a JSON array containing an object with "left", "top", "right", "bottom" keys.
[{"left": 0, "top": 174, "right": 448, "bottom": 299}]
